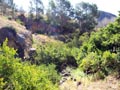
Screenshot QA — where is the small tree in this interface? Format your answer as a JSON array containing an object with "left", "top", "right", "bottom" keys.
[
  {"left": 0, "top": 0, "right": 17, "bottom": 18},
  {"left": 29, "top": 1, "right": 34, "bottom": 19},
  {"left": 29, "top": 0, "right": 44, "bottom": 19},
  {"left": 47, "top": 0, "right": 72, "bottom": 27},
  {"left": 7, "top": 0, "right": 17, "bottom": 19},
  {"left": 75, "top": 2, "right": 99, "bottom": 34}
]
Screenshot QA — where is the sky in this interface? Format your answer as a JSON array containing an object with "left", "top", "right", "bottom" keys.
[{"left": 14, "top": 0, "right": 120, "bottom": 16}]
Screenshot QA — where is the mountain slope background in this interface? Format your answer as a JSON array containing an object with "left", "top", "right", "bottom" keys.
[{"left": 97, "top": 11, "right": 116, "bottom": 28}]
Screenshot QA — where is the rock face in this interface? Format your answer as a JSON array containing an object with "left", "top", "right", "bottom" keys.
[
  {"left": 17, "top": 31, "right": 33, "bottom": 58},
  {"left": 0, "top": 27, "right": 32, "bottom": 59}
]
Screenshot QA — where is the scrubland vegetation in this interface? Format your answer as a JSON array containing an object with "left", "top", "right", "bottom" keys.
[
  {"left": 0, "top": 0, "right": 120, "bottom": 90},
  {"left": 0, "top": 16, "right": 119, "bottom": 89}
]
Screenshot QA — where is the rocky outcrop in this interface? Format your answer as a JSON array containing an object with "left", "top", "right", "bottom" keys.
[
  {"left": 0, "top": 27, "right": 33, "bottom": 59},
  {"left": 17, "top": 31, "right": 33, "bottom": 58},
  {"left": 26, "top": 20, "right": 60, "bottom": 35}
]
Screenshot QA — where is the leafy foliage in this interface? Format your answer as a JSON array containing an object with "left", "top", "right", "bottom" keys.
[
  {"left": 0, "top": 2, "right": 120, "bottom": 88},
  {"left": 75, "top": 2, "right": 99, "bottom": 33},
  {"left": 47, "top": 0, "right": 72, "bottom": 26},
  {"left": 34, "top": 42, "right": 79, "bottom": 72},
  {"left": 34, "top": 16, "right": 119, "bottom": 78},
  {"left": 0, "top": 40, "right": 59, "bottom": 90},
  {"left": 29, "top": 0, "right": 44, "bottom": 19},
  {"left": 76, "top": 16, "right": 120, "bottom": 78}
]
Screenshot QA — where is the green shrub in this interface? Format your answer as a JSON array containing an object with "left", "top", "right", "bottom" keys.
[
  {"left": 79, "top": 51, "right": 118, "bottom": 79},
  {"left": 35, "top": 42, "right": 77, "bottom": 65},
  {"left": 35, "top": 42, "right": 66, "bottom": 64},
  {"left": 0, "top": 78, "right": 6, "bottom": 89},
  {"left": 0, "top": 40, "right": 59, "bottom": 90},
  {"left": 0, "top": 40, "right": 19, "bottom": 89},
  {"left": 75, "top": 16, "right": 120, "bottom": 79},
  {"left": 80, "top": 52, "right": 101, "bottom": 74},
  {"left": 102, "top": 51, "right": 117, "bottom": 67},
  {"left": 10, "top": 63, "right": 59, "bottom": 90}
]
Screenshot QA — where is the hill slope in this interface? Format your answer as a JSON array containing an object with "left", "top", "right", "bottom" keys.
[
  {"left": 0, "top": 16, "right": 28, "bottom": 33},
  {"left": 0, "top": 16, "right": 60, "bottom": 47},
  {"left": 97, "top": 11, "right": 116, "bottom": 28}
]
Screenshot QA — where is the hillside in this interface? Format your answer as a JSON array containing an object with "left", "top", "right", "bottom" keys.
[
  {"left": 0, "top": 16, "right": 27, "bottom": 33},
  {"left": 0, "top": 15, "right": 58, "bottom": 44},
  {"left": 0, "top": 10, "right": 120, "bottom": 89},
  {"left": 97, "top": 11, "right": 117, "bottom": 28},
  {"left": 0, "top": 1, "right": 120, "bottom": 90}
]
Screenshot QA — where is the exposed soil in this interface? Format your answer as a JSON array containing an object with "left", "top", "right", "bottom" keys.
[{"left": 60, "top": 75, "right": 120, "bottom": 90}]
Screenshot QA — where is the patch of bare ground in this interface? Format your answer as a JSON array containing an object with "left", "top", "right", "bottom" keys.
[
  {"left": 0, "top": 16, "right": 28, "bottom": 33},
  {"left": 60, "top": 75, "right": 120, "bottom": 90},
  {"left": 32, "top": 34, "right": 63, "bottom": 47}
]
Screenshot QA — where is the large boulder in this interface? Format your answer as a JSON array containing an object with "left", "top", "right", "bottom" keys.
[
  {"left": 17, "top": 31, "right": 33, "bottom": 58},
  {"left": 0, "top": 27, "right": 33, "bottom": 59}
]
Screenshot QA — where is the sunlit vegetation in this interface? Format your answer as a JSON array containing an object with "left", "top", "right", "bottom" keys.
[
  {"left": 0, "top": 0, "right": 120, "bottom": 89},
  {"left": 0, "top": 40, "right": 60, "bottom": 90}
]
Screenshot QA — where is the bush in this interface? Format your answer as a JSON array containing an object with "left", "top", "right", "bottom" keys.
[
  {"left": 102, "top": 51, "right": 117, "bottom": 67},
  {"left": 79, "top": 51, "right": 118, "bottom": 79},
  {"left": 0, "top": 40, "right": 19, "bottom": 89},
  {"left": 10, "top": 63, "right": 59, "bottom": 90},
  {"left": 75, "top": 16, "right": 120, "bottom": 79},
  {"left": 0, "top": 40, "right": 59, "bottom": 90},
  {"left": 34, "top": 42, "right": 78, "bottom": 71},
  {"left": 80, "top": 52, "right": 101, "bottom": 74}
]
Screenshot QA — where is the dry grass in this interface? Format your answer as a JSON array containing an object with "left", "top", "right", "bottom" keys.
[
  {"left": 60, "top": 75, "right": 120, "bottom": 90},
  {"left": 32, "top": 34, "right": 63, "bottom": 48},
  {"left": 0, "top": 15, "right": 28, "bottom": 33}
]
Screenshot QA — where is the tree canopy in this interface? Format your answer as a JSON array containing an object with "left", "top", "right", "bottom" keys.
[
  {"left": 74, "top": 2, "right": 99, "bottom": 33},
  {"left": 29, "top": 0, "right": 44, "bottom": 19}
]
